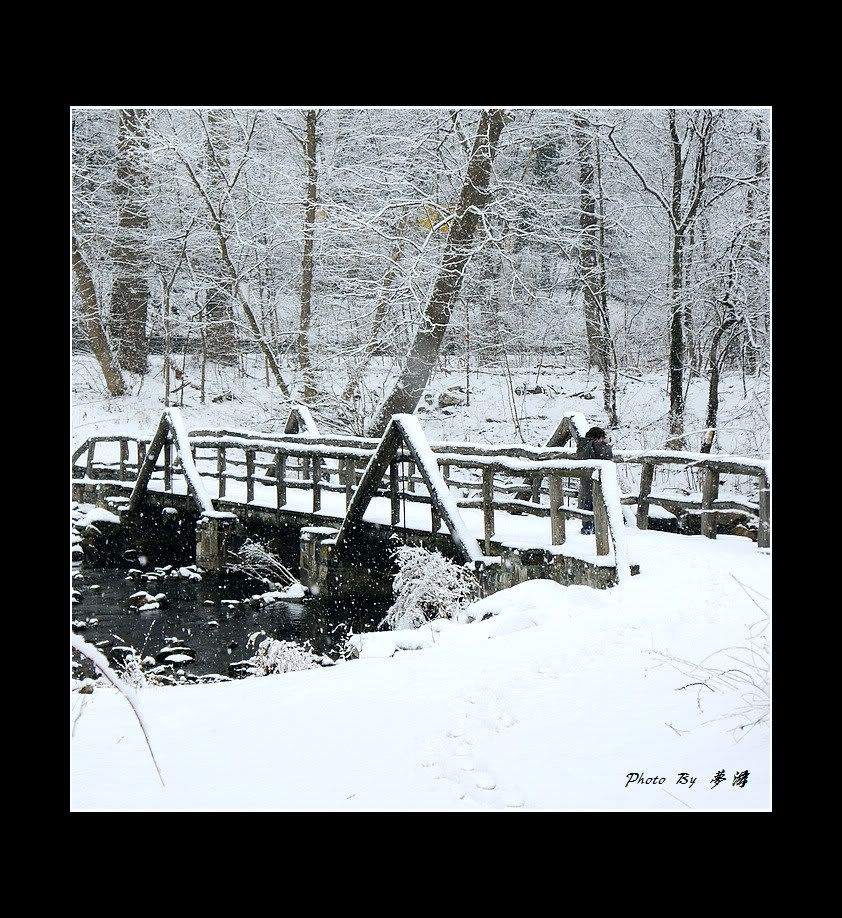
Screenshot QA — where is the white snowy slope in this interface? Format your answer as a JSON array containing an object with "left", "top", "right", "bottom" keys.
[{"left": 71, "top": 526, "right": 770, "bottom": 811}]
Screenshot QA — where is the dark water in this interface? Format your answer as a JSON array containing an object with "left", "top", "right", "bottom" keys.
[{"left": 71, "top": 562, "right": 388, "bottom": 683}]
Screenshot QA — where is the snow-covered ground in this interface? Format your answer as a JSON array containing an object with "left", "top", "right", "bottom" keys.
[
  {"left": 71, "top": 525, "right": 769, "bottom": 811},
  {"left": 71, "top": 355, "right": 771, "bottom": 811}
]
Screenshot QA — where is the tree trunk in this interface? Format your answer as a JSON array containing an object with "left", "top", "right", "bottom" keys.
[
  {"left": 299, "top": 110, "right": 318, "bottom": 400},
  {"left": 668, "top": 232, "right": 686, "bottom": 447},
  {"left": 574, "top": 116, "right": 604, "bottom": 373},
  {"left": 72, "top": 233, "right": 126, "bottom": 397},
  {"left": 594, "top": 131, "right": 618, "bottom": 426},
  {"left": 368, "top": 109, "right": 507, "bottom": 437},
  {"left": 744, "top": 119, "right": 766, "bottom": 375},
  {"left": 204, "top": 110, "right": 239, "bottom": 366},
  {"left": 683, "top": 221, "right": 698, "bottom": 375},
  {"left": 109, "top": 109, "right": 150, "bottom": 373},
  {"left": 701, "top": 320, "right": 736, "bottom": 453},
  {"left": 667, "top": 111, "right": 686, "bottom": 449}
]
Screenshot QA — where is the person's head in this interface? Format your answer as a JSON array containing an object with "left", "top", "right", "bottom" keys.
[{"left": 585, "top": 426, "right": 606, "bottom": 441}]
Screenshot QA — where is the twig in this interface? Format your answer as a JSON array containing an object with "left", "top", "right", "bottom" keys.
[
  {"left": 71, "top": 634, "right": 166, "bottom": 787},
  {"left": 730, "top": 573, "right": 770, "bottom": 614}
]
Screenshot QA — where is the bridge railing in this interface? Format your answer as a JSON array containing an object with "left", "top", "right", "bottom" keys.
[
  {"left": 72, "top": 436, "right": 150, "bottom": 482},
  {"left": 72, "top": 431, "right": 623, "bottom": 560},
  {"left": 72, "top": 426, "right": 769, "bottom": 554},
  {"left": 609, "top": 450, "right": 771, "bottom": 548}
]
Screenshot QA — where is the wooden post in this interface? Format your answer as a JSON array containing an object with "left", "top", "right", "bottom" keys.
[
  {"left": 390, "top": 460, "right": 400, "bottom": 526},
  {"left": 701, "top": 466, "right": 720, "bottom": 539},
  {"left": 592, "top": 475, "right": 610, "bottom": 556},
  {"left": 246, "top": 449, "right": 255, "bottom": 504},
  {"left": 119, "top": 439, "right": 128, "bottom": 481},
  {"left": 86, "top": 441, "right": 95, "bottom": 479},
  {"left": 758, "top": 471, "right": 771, "bottom": 549},
  {"left": 276, "top": 453, "right": 287, "bottom": 514},
  {"left": 407, "top": 460, "right": 416, "bottom": 493},
  {"left": 302, "top": 456, "right": 311, "bottom": 483},
  {"left": 312, "top": 455, "right": 322, "bottom": 512},
  {"left": 343, "top": 457, "right": 353, "bottom": 509},
  {"left": 548, "top": 473, "right": 565, "bottom": 545},
  {"left": 137, "top": 440, "right": 146, "bottom": 473},
  {"left": 636, "top": 461, "right": 655, "bottom": 530},
  {"left": 163, "top": 439, "right": 172, "bottom": 492},
  {"left": 482, "top": 468, "right": 495, "bottom": 554},
  {"left": 531, "top": 475, "right": 541, "bottom": 504},
  {"left": 217, "top": 447, "right": 226, "bottom": 498},
  {"left": 196, "top": 515, "right": 238, "bottom": 573},
  {"left": 442, "top": 463, "right": 450, "bottom": 487},
  {"left": 431, "top": 504, "right": 441, "bottom": 536}
]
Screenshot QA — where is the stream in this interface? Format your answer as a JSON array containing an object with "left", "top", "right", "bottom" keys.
[{"left": 71, "top": 559, "right": 389, "bottom": 684}]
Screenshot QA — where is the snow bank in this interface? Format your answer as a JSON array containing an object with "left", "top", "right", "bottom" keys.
[
  {"left": 77, "top": 507, "right": 121, "bottom": 528},
  {"left": 350, "top": 580, "right": 569, "bottom": 658}
]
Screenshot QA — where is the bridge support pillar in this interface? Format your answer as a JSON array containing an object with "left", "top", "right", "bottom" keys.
[
  {"left": 300, "top": 526, "right": 395, "bottom": 599},
  {"left": 196, "top": 514, "right": 239, "bottom": 572}
]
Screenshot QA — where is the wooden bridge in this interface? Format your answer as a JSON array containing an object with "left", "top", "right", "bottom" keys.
[{"left": 71, "top": 407, "right": 770, "bottom": 597}]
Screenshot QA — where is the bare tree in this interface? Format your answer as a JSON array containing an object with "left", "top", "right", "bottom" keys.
[
  {"left": 202, "top": 110, "right": 239, "bottom": 365},
  {"left": 72, "top": 232, "right": 126, "bottom": 397},
  {"left": 369, "top": 109, "right": 508, "bottom": 435},
  {"left": 299, "top": 110, "right": 319, "bottom": 400},
  {"left": 574, "top": 115, "right": 617, "bottom": 426},
  {"left": 109, "top": 109, "right": 151, "bottom": 372},
  {"left": 167, "top": 112, "right": 293, "bottom": 398},
  {"left": 610, "top": 111, "right": 725, "bottom": 448}
]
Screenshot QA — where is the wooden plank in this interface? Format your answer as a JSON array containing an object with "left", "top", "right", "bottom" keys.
[
  {"left": 636, "top": 461, "right": 655, "bottom": 530},
  {"left": 592, "top": 476, "right": 610, "bottom": 556},
  {"left": 312, "top": 456, "right": 322, "bottom": 512},
  {"left": 127, "top": 417, "right": 171, "bottom": 514},
  {"left": 548, "top": 474, "right": 565, "bottom": 545},
  {"left": 438, "top": 456, "right": 592, "bottom": 479},
  {"left": 217, "top": 447, "right": 226, "bottom": 498},
  {"left": 758, "top": 472, "right": 771, "bottom": 549},
  {"left": 482, "top": 468, "right": 495, "bottom": 554},
  {"left": 276, "top": 453, "right": 286, "bottom": 514},
  {"left": 697, "top": 459, "right": 768, "bottom": 477},
  {"left": 700, "top": 467, "right": 720, "bottom": 539},
  {"left": 246, "top": 449, "right": 255, "bottom": 504}
]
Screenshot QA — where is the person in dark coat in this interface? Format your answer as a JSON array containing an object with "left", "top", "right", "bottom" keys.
[{"left": 576, "top": 426, "right": 614, "bottom": 535}]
